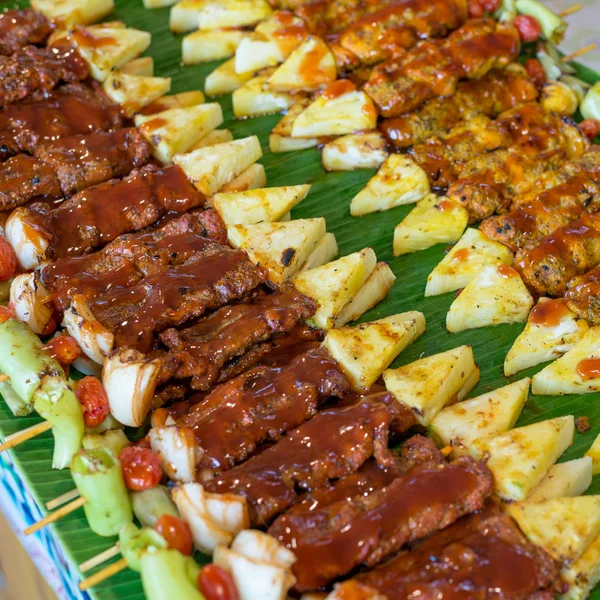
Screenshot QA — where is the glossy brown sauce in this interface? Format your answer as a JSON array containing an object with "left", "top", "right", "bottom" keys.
[
  {"left": 530, "top": 299, "right": 570, "bottom": 327},
  {"left": 453, "top": 248, "right": 470, "bottom": 262},
  {"left": 497, "top": 264, "right": 517, "bottom": 279},
  {"left": 322, "top": 79, "right": 356, "bottom": 100},
  {"left": 576, "top": 358, "right": 600, "bottom": 380},
  {"left": 298, "top": 41, "right": 330, "bottom": 86},
  {"left": 71, "top": 27, "right": 117, "bottom": 49}
]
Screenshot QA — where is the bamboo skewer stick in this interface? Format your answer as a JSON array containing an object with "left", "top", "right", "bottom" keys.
[
  {"left": 440, "top": 445, "right": 453, "bottom": 457},
  {"left": 24, "top": 496, "right": 86, "bottom": 536},
  {"left": 79, "top": 557, "right": 128, "bottom": 591},
  {"left": 563, "top": 43, "right": 598, "bottom": 62},
  {"left": 46, "top": 488, "right": 81, "bottom": 511},
  {"left": 559, "top": 4, "right": 582, "bottom": 17},
  {"left": 0, "top": 421, "right": 52, "bottom": 452},
  {"left": 80, "top": 544, "right": 121, "bottom": 574}
]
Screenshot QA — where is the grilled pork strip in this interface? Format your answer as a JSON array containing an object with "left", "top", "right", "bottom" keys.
[
  {"left": 363, "top": 19, "right": 520, "bottom": 118},
  {"left": 270, "top": 456, "right": 494, "bottom": 591},
  {"left": 0, "top": 9, "right": 53, "bottom": 56},
  {"left": 204, "top": 393, "right": 416, "bottom": 526}
]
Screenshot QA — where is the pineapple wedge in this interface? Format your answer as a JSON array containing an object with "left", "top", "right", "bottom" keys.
[
  {"left": 120, "top": 56, "right": 154, "bottom": 77},
  {"left": 220, "top": 164, "right": 267, "bottom": 194},
  {"left": 270, "top": 102, "right": 318, "bottom": 153},
  {"left": 182, "top": 29, "right": 248, "bottom": 64},
  {"left": 527, "top": 457, "right": 593, "bottom": 503},
  {"left": 504, "top": 299, "right": 589, "bottom": 376},
  {"left": 322, "top": 132, "right": 388, "bottom": 172},
  {"left": 349, "top": 155, "right": 430, "bottom": 217},
  {"left": 335, "top": 263, "right": 396, "bottom": 327},
  {"left": 170, "top": 0, "right": 272, "bottom": 33},
  {"left": 446, "top": 264, "right": 534, "bottom": 333},
  {"left": 135, "top": 104, "right": 223, "bottom": 164},
  {"left": 205, "top": 58, "right": 254, "bottom": 97},
  {"left": 561, "top": 532, "right": 600, "bottom": 600},
  {"left": 471, "top": 415, "right": 575, "bottom": 501},
  {"left": 323, "top": 312, "right": 426, "bottom": 392},
  {"left": 293, "top": 249, "right": 377, "bottom": 330},
  {"left": 532, "top": 327, "right": 600, "bottom": 396},
  {"left": 585, "top": 433, "right": 600, "bottom": 475},
  {"left": 102, "top": 73, "right": 171, "bottom": 117},
  {"left": 268, "top": 37, "right": 336, "bottom": 93},
  {"left": 383, "top": 345, "right": 479, "bottom": 426},
  {"left": 425, "top": 228, "right": 514, "bottom": 297},
  {"left": 54, "top": 25, "right": 151, "bottom": 82},
  {"left": 213, "top": 185, "right": 310, "bottom": 225},
  {"left": 298, "top": 233, "right": 338, "bottom": 272},
  {"left": 292, "top": 89, "right": 377, "bottom": 138},
  {"left": 393, "top": 196, "right": 468, "bottom": 256},
  {"left": 143, "top": 0, "right": 178, "bottom": 7},
  {"left": 429, "top": 378, "right": 530, "bottom": 457},
  {"left": 234, "top": 11, "right": 308, "bottom": 74},
  {"left": 31, "top": 0, "right": 114, "bottom": 26},
  {"left": 228, "top": 218, "right": 326, "bottom": 284},
  {"left": 508, "top": 497, "right": 600, "bottom": 565},
  {"left": 190, "top": 129, "right": 234, "bottom": 151},
  {"left": 233, "top": 74, "right": 299, "bottom": 118},
  {"left": 141, "top": 91, "right": 205, "bottom": 115},
  {"left": 173, "top": 136, "right": 262, "bottom": 197}
]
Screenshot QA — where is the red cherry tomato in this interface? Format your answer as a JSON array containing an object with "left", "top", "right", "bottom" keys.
[
  {"left": 515, "top": 15, "right": 542, "bottom": 42},
  {"left": 524, "top": 58, "right": 547, "bottom": 87},
  {"left": 0, "top": 238, "right": 17, "bottom": 282},
  {"left": 44, "top": 336, "right": 82, "bottom": 366},
  {"left": 579, "top": 119, "right": 600, "bottom": 141},
  {"left": 119, "top": 446, "right": 163, "bottom": 491},
  {"left": 75, "top": 376, "right": 109, "bottom": 428},
  {"left": 197, "top": 565, "right": 239, "bottom": 600},
  {"left": 482, "top": 0, "right": 500, "bottom": 9},
  {"left": 155, "top": 514, "right": 193, "bottom": 556},
  {"left": 41, "top": 315, "right": 57, "bottom": 336},
  {"left": 0, "top": 305, "right": 15, "bottom": 324},
  {"left": 468, "top": 0, "right": 484, "bottom": 17}
]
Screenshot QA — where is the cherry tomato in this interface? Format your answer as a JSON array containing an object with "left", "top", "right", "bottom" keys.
[
  {"left": 579, "top": 119, "right": 600, "bottom": 141},
  {"left": 76, "top": 376, "right": 109, "bottom": 428},
  {"left": 197, "top": 565, "right": 239, "bottom": 600},
  {"left": 119, "top": 446, "right": 163, "bottom": 491},
  {"left": 0, "top": 238, "right": 17, "bottom": 282},
  {"left": 134, "top": 434, "right": 152, "bottom": 449},
  {"left": 515, "top": 15, "right": 542, "bottom": 43},
  {"left": 41, "top": 315, "right": 57, "bottom": 336},
  {"left": 0, "top": 305, "right": 15, "bottom": 324},
  {"left": 44, "top": 336, "right": 82, "bottom": 366},
  {"left": 155, "top": 514, "right": 193, "bottom": 556},
  {"left": 524, "top": 58, "right": 547, "bottom": 87},
  {"left": 481, "top": 0, "right": 500, "bottom": 9},
  {"left": 467, "top": 0, "right": 484, "bottom": 17}
]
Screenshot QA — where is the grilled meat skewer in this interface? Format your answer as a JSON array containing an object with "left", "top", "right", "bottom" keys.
[{"left": 0, "top": 8, "right": 53, "bottom": 56}]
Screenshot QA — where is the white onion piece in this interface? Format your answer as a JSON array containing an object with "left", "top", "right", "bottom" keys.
[
  {"left": 5, "top": 208, "right": 49, "bottom": 270},
  {"left": 10, "top": 273, "right": 52, "bottom": 334}
]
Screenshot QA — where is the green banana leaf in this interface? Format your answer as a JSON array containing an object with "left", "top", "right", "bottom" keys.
[{"left": 1, "top": 1, "right": 600, "bottom": 598}]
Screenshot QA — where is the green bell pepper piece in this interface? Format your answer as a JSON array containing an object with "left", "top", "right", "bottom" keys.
[
  {"left": 132, "top": 485, "right": 180, "bottom": 528},
  {"left": 141, "top": 549, "right": 204, "bottom": 600},
  {"left": 515, "top": 0, "right": 566, "bottom": 43},
  {"left": 82, "top": 429, "right": 130, "bottom": 456},
  {"left": 119, "top": 523, "right": 168, "bottom": 573}
]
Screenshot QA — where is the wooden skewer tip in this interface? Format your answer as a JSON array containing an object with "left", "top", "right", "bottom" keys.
[
  {"left": 563, "top": 42, "right": 598, "bottom": 63},
  {"left": 79, "top": 543, "right": 121, "bottom": 574},
  {"left": 441, "top": 445, "right": 453, "bottom": 457},
  {"left": 79, "top": 557, "right": 128, "bottom": 591},
  {"left": 0, "top": 374, "right": 10, "bottom": 384},
  {"left": 0, "top": 420, "right": 52, "bottom": 452},
  {"left": 559, "top": 4, "right": 582, "bottom": 17},
  {"left": 46, "top": 488, "right": 81, "bottom": 511},
  {"left": 23, "top": 496, "right": 86, "bottom": 536}
]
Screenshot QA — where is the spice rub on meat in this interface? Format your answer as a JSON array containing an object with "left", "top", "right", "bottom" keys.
[
  {"left": 270, "top": 456, "right": 494, "bottom": 592},
  {"left": 204, "top": 393, "right": 416, "bottom": 526},
  {"left": 0, "top": 9, "right": 53, "bottom": 56}
]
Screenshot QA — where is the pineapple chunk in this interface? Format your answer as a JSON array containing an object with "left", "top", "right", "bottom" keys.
[
  {"left": 270, "top": 134, "right": 319, "bottom": 153},
  {"left": 429, "top": 378, "right": 530, "bottom": 457},
  {"left": 322, "top": 132, "right": 388, "bottom": 172},
  {"left": 228, "top": 218, "right": 326, "bottom": 284},
  {"left": 425, "top": 228, "right": 514, "bottom": 297},
  {"left": 120, "top": 56, "right": 154, "bottom": 77},
  {"left": 233, "top": 74, "right": 298, "bottom": 118},
  {"left": 31, "top": 0, "right": 114, "bottom": 26},
  {"left": 349, "top": 155, "right": 430, "bottom": 217},
  {"left": 293, "top": 249, "right": 377, "bottom": 330},
  {"left": 446, "top": 264, "right": 534, "bottom": 333},
  {"left": 182, "top": 29, "right": 248, "bottom": 64},
  {"left": 561, "top": 532, "right": 600, "bottom": 600},
  {"left": 102, "top": 73, "right": 172, "bottom": 117},
  {"left": 292, "top": 90, "right": 377, "bottom": 139},
  {"left": 141, "top": 91, "right": 205, "bottom": 115},
  {"left": 173, "top": 136, "right": 262, "bottom": 197},
  {"left": 57, "top": 25, "right": 151, "bottom": 82},
  {"left": 504, "top": 299, "right": 589, "bottom": 377},
  {"left": 471, "top": 415, "right": 575, "bottom": 501},
  {"left": 532, "top": 327, "right": 600, "bottom": 396},
  {"left": 323, "top": 312, "right": 426, "bottom": 392},
  {"left": 143, "top": 0, "right": 178, "bottom": 7},
  {"left": 205, "top": 58, "right": 254, "bottom": 97},
  {"left": 527, "top": 457, "right": 593, "bottom": 503},
  {"left": 135, "top": 103, "right": 223, "bottom": 164},
  {"left": 508, "top": 497, "right": 600, "bottom": 564},
  {"left": 213, "top": 185, "right": 310, "bottom": 225},
  {"left": 585, "top": 433, "right": 600, "bottom": 475},
  {"left": 268, "top": 37, "right": 336, "bottom": 93},
  {"left": 393, "top": 196, "right": 468, "bottom": 256},
  {"left": 298, "top": 233, "right": 338, "bottom": 272},
  {"left": 220, "top": 164, "right": 267, "bottom": 194},
  {"left": 170, "top": 0, "right": 272, "bottom": 33},
  {"left": 190, "top": 129, "right": 234, "bottom": 151},
  {"left": 383, "top": 345, "right": 478, "bottom": 426},
  {"left": 335, "top": 263, "right": 396, "bottom": 327}
]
